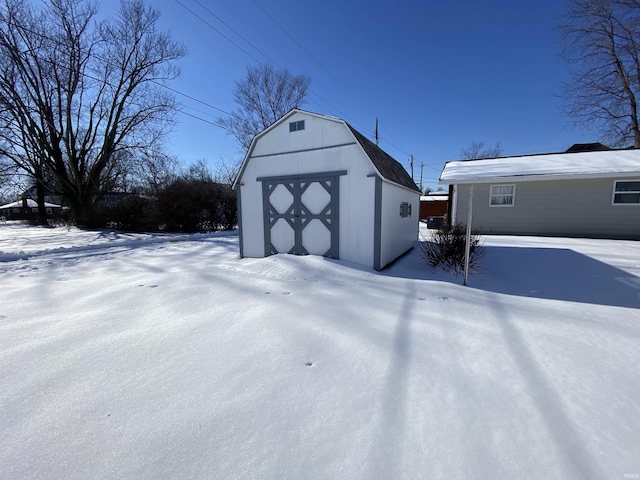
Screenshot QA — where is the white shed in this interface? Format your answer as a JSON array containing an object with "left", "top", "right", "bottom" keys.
[{"left": 233, "top": 109, "right": 420, "bottom": 270}]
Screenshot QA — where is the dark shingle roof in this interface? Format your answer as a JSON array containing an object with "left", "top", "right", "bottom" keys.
[
  {"left": 347, "top": 124, "right": 420, "bottom": 192},
  {"left": 565, "top": 142, "right": 611, "bottom": 153}
]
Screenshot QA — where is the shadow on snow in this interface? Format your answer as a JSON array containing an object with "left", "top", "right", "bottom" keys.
[{"left": 385, "top": 244, "right": 640, "bottom": 310}]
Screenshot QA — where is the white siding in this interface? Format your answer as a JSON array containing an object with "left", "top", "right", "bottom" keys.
[
  {"left": 454, "top": 178, "right": 640, "bottom": 238},
  {"left": 380, "top": 182, "right": 419, "bottom": 268},
  {"left": 251, "top": 113, "right": 354, "bottom": 158}
]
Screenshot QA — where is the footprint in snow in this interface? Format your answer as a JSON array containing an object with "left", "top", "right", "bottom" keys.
[
  {"left": 281, "top": 292, "right": 290, "bottom": 296},
  {"left": 418, "top": 297, "right": 427, "bottom": 301},
  {"left": 438, "top": 296, "right": 449, "bottom": 301}
]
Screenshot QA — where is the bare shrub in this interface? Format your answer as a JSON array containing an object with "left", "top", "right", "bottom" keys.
[{"left": 418, "top": 224, "right": 484, "bottom": 274}]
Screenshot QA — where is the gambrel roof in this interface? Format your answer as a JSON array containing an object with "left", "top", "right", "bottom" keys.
[
  {"left": 347, "top": 124, "right": 420, "bottom": 192},
  {"left": 234, "top": 109, "right": 419, "bottom": 192}
]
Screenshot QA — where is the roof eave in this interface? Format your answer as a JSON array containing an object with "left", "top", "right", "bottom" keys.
[{"left": 439, "top": 170, "right": 640, "bottom": 185}]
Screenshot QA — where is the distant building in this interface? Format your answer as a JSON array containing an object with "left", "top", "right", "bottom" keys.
[
  {"left": 419, "top": 192, "right": 448, "bottom": 220},
  {"left": 440, "top": 146, "right": 640, "bottom": 239},
  {"left": 0, "top": 198, "right": 65, "bottom": 221}
]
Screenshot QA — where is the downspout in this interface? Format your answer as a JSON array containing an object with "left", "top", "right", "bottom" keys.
[
  {"left": 463, "top": 184, "right": 474, "bottom": 286},
  {"left": 236, "top": 184, "right": 244, "bottom": 258},
  {"left": 450, "top": 184, "right": 458, "bottom": 225}
]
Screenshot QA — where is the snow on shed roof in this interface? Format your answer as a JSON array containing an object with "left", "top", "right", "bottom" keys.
[{"left": 439, "top": 149, "right": 640, "bottom": 184}]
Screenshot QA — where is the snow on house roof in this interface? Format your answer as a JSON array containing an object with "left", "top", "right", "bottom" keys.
[
  {"left": 0, "top": 199, "right": 62, "bottom": 209},
  {"left": 420, "top": 193, "right": 449, "bottom": 202},
  {"left": 439, "top": 149, "right": 640, "bottom": 184}
]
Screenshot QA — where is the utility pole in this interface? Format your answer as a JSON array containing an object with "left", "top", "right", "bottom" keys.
[
  {"left": 409, "top": 154, "right": 414, "bottom": 181},
  {"left": 419, "top": 162, "right": 424, "bottom": 192}
]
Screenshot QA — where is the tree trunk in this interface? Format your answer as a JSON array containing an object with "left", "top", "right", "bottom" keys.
[
  {"left": 33, "top": 163, "right": 48, "bottom": 226},
  {"left": 67, "top": 193, "right": 99, "bottom": 228},
  {"left": 35, "top": 179, "right": 48, "bottom": 225}
]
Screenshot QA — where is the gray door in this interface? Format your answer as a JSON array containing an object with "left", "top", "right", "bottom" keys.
[{"left": 259, "top": 171, "right": 346, "bottom": 258}]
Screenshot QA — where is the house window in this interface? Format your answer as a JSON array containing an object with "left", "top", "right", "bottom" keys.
[
  {"left": 399, "top": 202, "right": 412, "bottom": 217},
  {"left": 613, "top": 180, "right": 640, "bottom": 205},
  {"left": 489, "top": 184, "right": 515, "bottom": 206},
  {"left": 46, "top": 207, "right": 53, "bottom": 215},
  {"left": 12, "top": 208, "right": 19, "bottom": 213},
  {"left": 289, "top": 120, "right": 305, "bottom": 132},
  {"left": 31, "top": 208, "right": 38, "bottom": 213}
]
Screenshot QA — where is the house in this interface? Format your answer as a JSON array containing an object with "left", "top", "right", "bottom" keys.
[
  {"left": 0, "top": 198, "right": 65, "bottom": 221},
  {"left": 439, "top": 147, "right": 640, "bottom": 239},
  {"left": 233, "top": 109, "right": 421, "bottom": 270},
  {"left": 419, "top": 191, "right": 449, "bottom": 220}
]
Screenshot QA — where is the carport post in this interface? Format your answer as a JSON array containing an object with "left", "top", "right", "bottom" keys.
[{"left": 463, "top": 184, "right": 473, "bottom": 286}]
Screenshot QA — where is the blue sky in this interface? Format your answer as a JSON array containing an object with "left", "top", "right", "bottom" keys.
[{"left": 134, "top": 0, "right": 594, "bottom": 190}]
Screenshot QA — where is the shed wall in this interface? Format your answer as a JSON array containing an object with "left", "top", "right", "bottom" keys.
[
  {"left": 380, "top": 182, "right": 420, "bottom": 268},
  {"left": 238, "top": 113, "right": 378, "bottom": 267},
  {"left": 454, "top": 178, "right": 640, "bottom": 238}
]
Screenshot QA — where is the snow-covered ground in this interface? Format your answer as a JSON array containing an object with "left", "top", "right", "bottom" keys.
[{"left": 0, "top": 222, "right": 638, "bottom": 480}]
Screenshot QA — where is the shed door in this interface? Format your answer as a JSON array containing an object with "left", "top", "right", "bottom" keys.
[{"left": 260, "top": 172, "right": 345, "bottom": 259}]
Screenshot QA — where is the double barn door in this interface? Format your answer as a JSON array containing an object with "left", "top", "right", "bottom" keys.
[{"left": 259, "top": 172, "right": 345, "bottom": 259}]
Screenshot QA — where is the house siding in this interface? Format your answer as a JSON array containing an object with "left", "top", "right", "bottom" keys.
[{"left": 454, "top": 178, "right": 640, "bottom": 238}]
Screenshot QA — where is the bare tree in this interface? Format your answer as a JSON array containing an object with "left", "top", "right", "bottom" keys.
[
  {"left": 0, "top": 0, "right": 185, "bottom": 225},
  {"left": 0, "top": 155, "right": 18, "bottom": 199},
  {"left": 460, "top": 141, "right": 504, "bottom": 160},
  {"left": 135, "top": 151, "right": 178, "bottom": 195},
  {"left": 217, "top": 63, "right": 311, "bottom": 151},
  {"left": 559, "top": 0, "right": 640, "bottom": 147}
]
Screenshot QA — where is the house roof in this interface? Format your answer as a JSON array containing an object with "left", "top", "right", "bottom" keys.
[
  {"left": 565, "top": 142, "right": 611, "bottom": 153},
  {"left": 420, "top": 193, "right": 449, "bottom": 202},
  {"left": 0, "top": 199, "right": 63, "bottom": 209},
  {"left": 346, "top": 124, "right": 420, "bottom": 192},
  {"left": 439, "top": 148, "right": 640, "bottom": 184}
]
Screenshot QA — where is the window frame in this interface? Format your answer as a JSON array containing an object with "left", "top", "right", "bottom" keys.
[
  {"left": 489, "top": 184, "right": 516, "bottom": 207},
  {"left": 289, "top": 120, "right": 305, "bottom": 132},
  {"left": 399, "top": 202, "right": 412, "bottom": 218},
  {"left": 612, "top": 179, "right": 640, "bottom": 206}
]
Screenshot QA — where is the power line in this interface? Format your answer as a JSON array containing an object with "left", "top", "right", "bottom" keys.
[
  {"left": 250, "top": 0, "right": 417, "bottom": 161},
  {"left": 0, "top": 14, "right": 236, "bottom": 143},
  {"left": 174, "top": 0, "right": 412, "bottom": 158},
  {"left": 191, "top": 0, "right": 274, "bottom": 64},
  {"left": 172, "top": 0, "right": 263, "bottom": 64}
]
